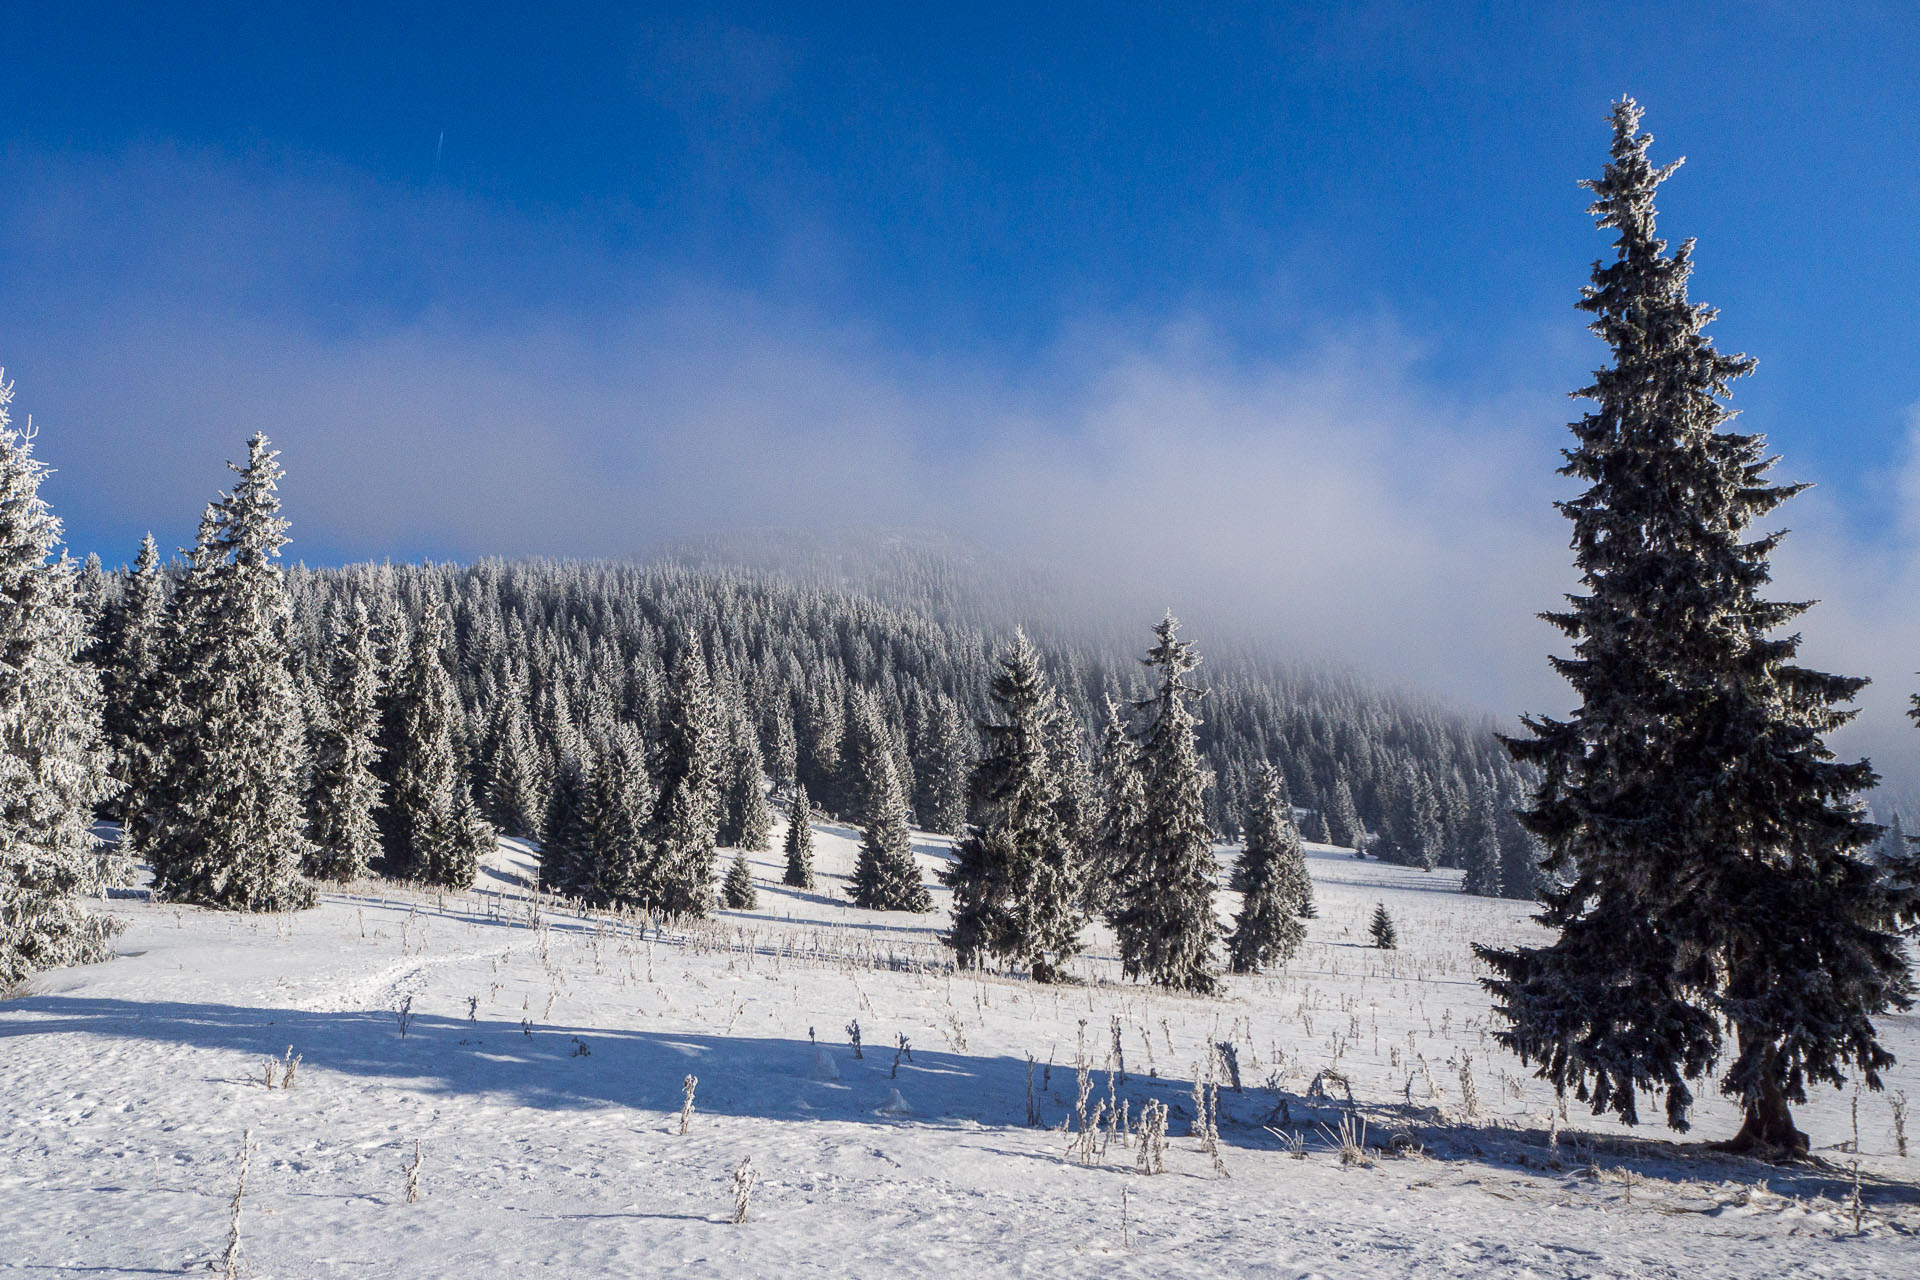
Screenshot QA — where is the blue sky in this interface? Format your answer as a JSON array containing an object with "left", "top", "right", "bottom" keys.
[{"left": 3, "top": 3, "right": 1918, "bottom": 776}]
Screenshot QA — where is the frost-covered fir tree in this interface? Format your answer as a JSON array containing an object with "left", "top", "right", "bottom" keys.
[
  {"left": 1326, "top": 775, "right": 1364, "bottom": 854},
  {"left": 782, "top": 784, "right": 815, "bottom": 889},
  {"left": 651, "top": 643, "right": 722, "bottom": 916},
  {"left": 96, "top": 533, "right": 167, "bottom": 840},
  {"left": 305, "top": 599, "right": 385, "bottom": 881},
  {"left": 583, "top": 724, "right": 655, "bottom": 905},
  {"left": 145, "top": 436, "right": 314, "bottom": 911},
  {"left": 0, "top": 389, "right": 119, "bottom": 986},
  {"left": 481, "top": 665, "right": 545, "bottom": 839},
  {"left": 721, "top": 850, "right": 757, "bottom": 910},
  {"left": 717, "top": 726, "right": 773, "bottom": 852},
  {"left": 846, "top": 694, "right": 931, "bottom": 912},
  {"left": 376, "top": 606, "right": 489, "bottom": 888},
  {"left": 539, "top": 749, "right": 593, "bottom": 897},
  {"left": 1088, "top": 695, "right": 1144, "bottom": 915},
  {"left": 1369, "top": 903, "right": 1397, "bottom": 950},
  {"left": 1227, "top": 765, "right": 1307, "bottom": 974},
  {"left": 1459, "top": 790, "right": 1503, "bottom": 898},
  {"left": 943, "top": 633, "right": 1084, "bottom": 980},
  {"left": 1478, "top": 101, "right": 1916, "bottom": 1155},
  {"left": 916, "top": 695, "right": 975, "bottom": 835},
  {"left": 1109, "top": 614, "right": 1219, "bottom": 993}
]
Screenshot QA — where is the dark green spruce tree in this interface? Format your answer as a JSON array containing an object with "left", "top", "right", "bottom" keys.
[
  {"left": 1227, "top": 765, "right": 1308, "bottom": 974},
  {"left": 1478, "top": 100, "right": 1915, "bottom": 1155},
  {"left": 145, "top": 436, "right": 314, "bottom": 911},
  {"left": 1109, "top": 614, "right": 1219, "bottom": 993},
  {"left": 377, "top": 606, "right": 490, "bottom": 888},
  {"left": 943, "top": 633, "right": 1084, "bottom": 980},
  {"left": 305, "top": 599, "right": 385, "bottom": 881},
  {"left": 1369, "top": 903, "right": 1397, "bottom": 950}
]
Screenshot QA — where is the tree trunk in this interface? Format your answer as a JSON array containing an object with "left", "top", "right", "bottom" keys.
[{"left": 1717, "top": 1044, "right": 1810, "bottom": 1158}]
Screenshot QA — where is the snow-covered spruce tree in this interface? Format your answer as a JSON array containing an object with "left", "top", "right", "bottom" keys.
[
  {"left": 1227, "top": 765, "right": 1307, "bottom": 974},
  {"left": 717, "top": 726, "right": 773, "bottom": 852},
  {"left": 942, "top": 632, "right": 1085, "bottom": 980},
  {"left": 651, "top": 642, "right": 722, "bottom": 917},
  {"left": 1088, "top": 695, "right": 1144, "bottom": 915},
  {"left": 305, "top": 599, "right": 385, "bottom": 881},
  {"left": 145, "top": 436, "right": 315, "bottom": 912},
  {"left": 916, "top": 695, "right": 975, "bottom": 836},
  {"left": 721, "top": 850, "right": 757, "bottom": 910},
  {"left": 1228, "top": 762, "right": 1288, "bottom": 892},
  {"left": 0, "top": 391, "right": 119, "bottom": 986},
  {"left": 1459, "top": 790, "right": 1503, "bottom": 898},
  {"left": 1109, "top": 614, "right": 1219, "bottom": 993},
  {"left": 1477, "top": 100, "right": 1915, "bottom": 1155},
  {"left": 583, "top": 723, "right": 654, "bottom": 906},
  {"left": 846, "top": 694, "right": 931, "bottom": 912},
  {"left": 376, "top": 606, "right": 489, "bottom": 888},
  {"left": 539, "top": 748, "right": 593, "bottom": 897},
  {"left": 1369, "top": 903, "right": 1397, "bottom": 950},
  {"left": 481, "top": 665, "right": 545, "bottom": 839},
  {"left": 782, "top": 783, "right": 815, "bottom": 889},
  {"left": 96, "top": 533, "right": 167, "bottom": 837},
  {"left": 1326, "top": 775, "right": 1364, "bottom": 854}
]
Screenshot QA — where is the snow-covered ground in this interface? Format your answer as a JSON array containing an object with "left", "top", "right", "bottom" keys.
[{"left": 3, "top": 817, "right": 1915, "bottom": 1278}]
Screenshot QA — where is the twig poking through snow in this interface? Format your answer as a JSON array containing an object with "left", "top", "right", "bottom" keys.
[
  {"left": 731, "top": 1156, "right": 758, "bottom": 1224},
  {"left": 680, "top": 1075, "right": 698, "bottom": 1135},
  {"left": 222, "top": 1129, "right": 256, "bottom": 1280}
]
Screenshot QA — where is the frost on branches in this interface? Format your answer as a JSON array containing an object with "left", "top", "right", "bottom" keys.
[
  {"left": 144, "top": 435, "right": 315, "bottom": 913},
  {"left": 0, "top": 378, "right": 119, "bottom": 986},
  {"left": 1478, "top": 100, "right": 1916, "bottom": 1156},
  {"left": 1108, "top": 614, "right": 1219, "bottom": 993}
]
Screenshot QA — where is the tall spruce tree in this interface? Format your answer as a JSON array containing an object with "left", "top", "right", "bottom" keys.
[
  {"left": 1109, "top": 614, "right": 1219, "bottom": 993},
  {"left": 1459, "top": 789, "right": 1504, "bottom": 898},
  {"left": 145, "top": 436, "right": 314, "bottom": 911},
  {"left": 1477, "top": 101, "right": 1915, "bottom": 1154},
  {"left": 943, "top": 633, "right": 1084, "bottom": 980},
  {"left": 1226, "top": 765, "right": 1307, "bottom": 974},
  {"left": 97, "top": 533, "right": 167, "bottom": 840},
  {"left": 583, "top": 724, "right": 655, "bottom": 905},
  {"left": 377, "top": 606, "right": 489, "bottom": 888},
  {"left": 651, "top": 642, "right": 722, "bottom": 916},
  {"left": 1089, "top": 695, "right": 1145, "bottom": 915},
  {"left": 1326, "top": 776, "right": 1364, "bottom": 855},
  {"left": 846, "top": 693, "right": 931, "bottom": 912},
  {"left": 0, "top": 394, "right": 119, "bottom": 986},
  {"left": 539, "top": 748, "right": 593, "bottom": 897},
  {"left": 782, "top": 784, "right": 816, "bottom": 889},
  {"left": 717, "top": 725, "right": 773, "bottom": 852},
  {"left": 917, "top": 695, "right": 975, "bottom": 835},
  {"left": 305, "top": 599, "right": 385, "bottom": 881}
]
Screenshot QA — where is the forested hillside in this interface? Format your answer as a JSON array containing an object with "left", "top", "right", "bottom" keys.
[{"left": 83, "top": 545, "right": 1542, "bottom": 899}]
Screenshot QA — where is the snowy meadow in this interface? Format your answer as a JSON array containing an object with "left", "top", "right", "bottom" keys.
[{"left": 4, "top": 817, "right": 1913, "bottom": 1278}]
